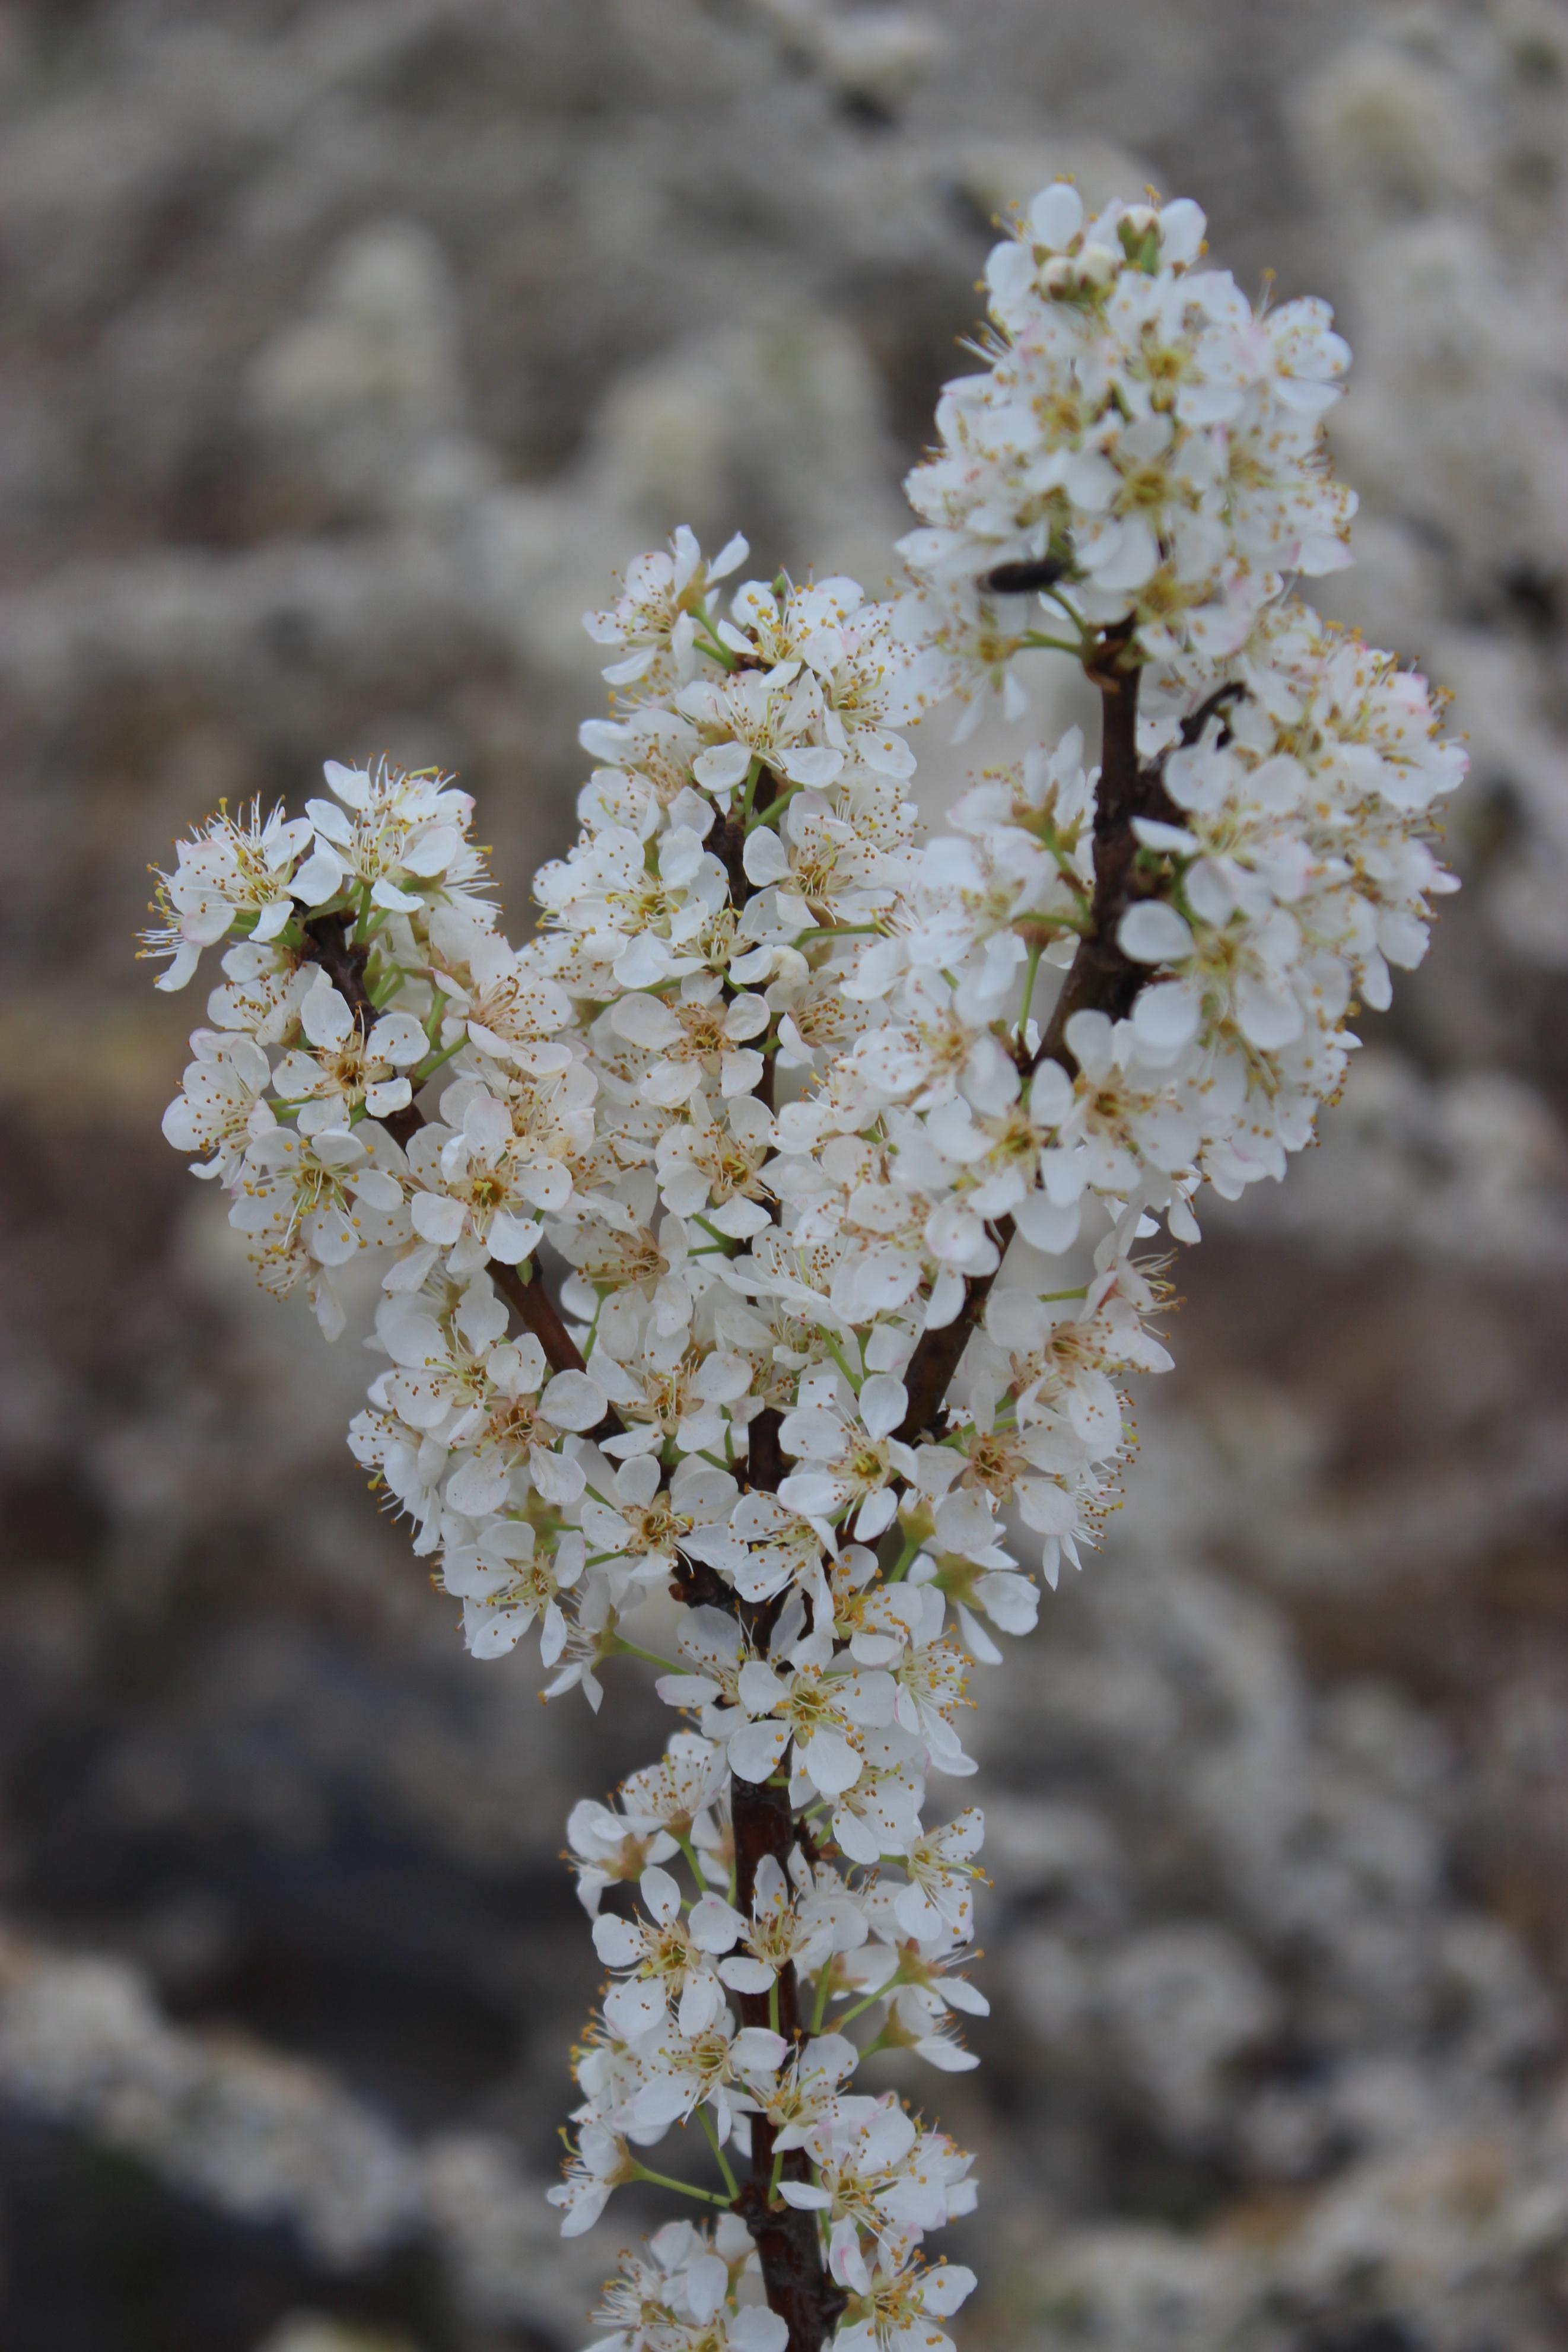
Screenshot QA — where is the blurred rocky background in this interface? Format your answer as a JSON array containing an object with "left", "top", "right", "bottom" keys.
[{"left": 4, "top": 0, "right": 1568, "bottom": 2345}]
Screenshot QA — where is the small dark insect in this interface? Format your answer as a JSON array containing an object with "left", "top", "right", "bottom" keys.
[
  {"left": 979, "top": 555, "right": 1069, "bottom": 595},
  {"left": 1178, "top": 679, "right": 1251, "bottom": 746}
]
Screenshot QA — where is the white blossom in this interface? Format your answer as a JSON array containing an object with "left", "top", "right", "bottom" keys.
[{"left": 145, "top": 180, "right": 1466, "bottom": 2352}]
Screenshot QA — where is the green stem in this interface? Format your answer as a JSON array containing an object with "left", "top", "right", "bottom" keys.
[
  {"left": 632, "top": 2163, "right": 729, "bottom": 2206},
  {"left": 697, "top": 2105, "right": 740, "bottom": 2200},
  {"left": 692, "top": 1216, "right": 739, "bottom": 1256},
  {"left": 693, "top": 608, "right": 741, "bottom": 672},
  {"left": 834, "top": 1979, "right": 901, "bottom": 2030},
  {"left": 1017, "top": 945, "right": 1043, "bottom": 1039},
  {"left": 738, "top": 757, "right": 765, "bottom": 825},
  {"left": 603, "top": 1634, "right": 683, "bottom": 1673},
  {"left": 1017, "top": 629, "right": 1087, "bottom": 658},
  {"left": 412, "top": 1035, "right": 466, "bottom": 1086},
  {"left": 883, "top": 1528, "right": 922, "bottom": 1584},
  {"left": 1041, "top": 581, "right": 1088, "bottom": 634},
  {"left": 792, "top": 923, "right": 882, "bottom": 948},
  {"left": 744, "top": 783, "right": 802, "bottom": 835}
]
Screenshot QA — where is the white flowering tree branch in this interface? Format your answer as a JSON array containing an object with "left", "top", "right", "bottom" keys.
[{"left": 142, "top": 186, "right": 1465, "bottom": 2352}]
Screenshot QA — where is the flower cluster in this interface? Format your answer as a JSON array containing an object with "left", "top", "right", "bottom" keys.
[
  {"left": 145, "top": 189, "right": 1464, "bottom": 2352},
  {"left": 899, "top": 185, "right": 1356, "bottom": 715}
]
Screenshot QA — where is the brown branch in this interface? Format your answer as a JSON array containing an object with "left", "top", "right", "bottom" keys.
[
  {"left": 301, "top": 914, "right": 425, "bottom": 1150},
  {"left": 490, "top": 1258, "right": 589, "bottom": 1378},
  {"left": 893, "top": 625, "right": 1174, "bottom": 1444},
  {"left": 729, "top": 1769, "right": 843, "bottom": 2352},
  {"left": 685, "top": 776, "right": 844, "bottom": 2348},
  {"left": 300, "top": 913, "right": 601, "bottom": 1389},
  {"left": 747, "top": 1406, "right": 785, "bottom": 1492}
]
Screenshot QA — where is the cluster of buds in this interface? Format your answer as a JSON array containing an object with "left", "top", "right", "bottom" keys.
[{"left": 145, "top": 188, "right": 1464, "bottom": 2352}]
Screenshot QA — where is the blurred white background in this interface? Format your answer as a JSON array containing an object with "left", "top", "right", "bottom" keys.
[{"left": 3, "top": 4, "right": 1568, "bottom": 2347}]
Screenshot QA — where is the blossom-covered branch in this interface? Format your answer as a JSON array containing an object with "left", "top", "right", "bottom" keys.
[{"left": 144, "top": 186, "right": 1464, "bottom": 2352}]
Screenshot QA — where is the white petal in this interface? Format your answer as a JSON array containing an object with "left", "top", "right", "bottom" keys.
[
  {"left": 605, "top": 1978, "right": 667, "bottom": 2038},
  {"left": 612, "top": 993, "right": 684, "bottom": 1050},
  {"left": 291, "top": 849, "right": 346, "bottom": 905},
  {"left": 800, "top": 1726, "right": 862, "bottom": 1797},
  {"left": 640, "top": 1865, "right": 682, "bottom": 1925},
  {"left": 1028, "top": 183, "right": 1084, "bottom": 248},
  {"left": 689, "top": 1894, "right": 748, "bottom": 1954},
  {"left": 718, "top": 1956, "right": 777, "bottom": 1993},
  {"left": 729, "top": 1719, "right": 791, "bottom": 1782},
  {"left": 487, "top": 1209, "right": 542, "bottom": 1264},
  {"left": 743, "top": 828, "right": 792, "bottom": 887},
  {"left": 693, "top": 741, "right": 753, "bottom": 792},
  {"left": 775, "top": 746, "right": 843, "bottom": 787},
  {"left": 858, "top": 1374, "right": 907, "bottom": 1442},
  {"left": 411, "top": 1191, "right": 467, "bottom": 1246},
  {"left": 1131, "top": 978, "right": 1201, "bottom": 1050},
  {"left": 541, "top": 1371, "right": 608, "bottom": 1431},
  {"left": 1118, "top": 901, "right": 1194, "bottom": 964},
  {"left": 323, "top": 759, "right": 370, "bottom": 809}
]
